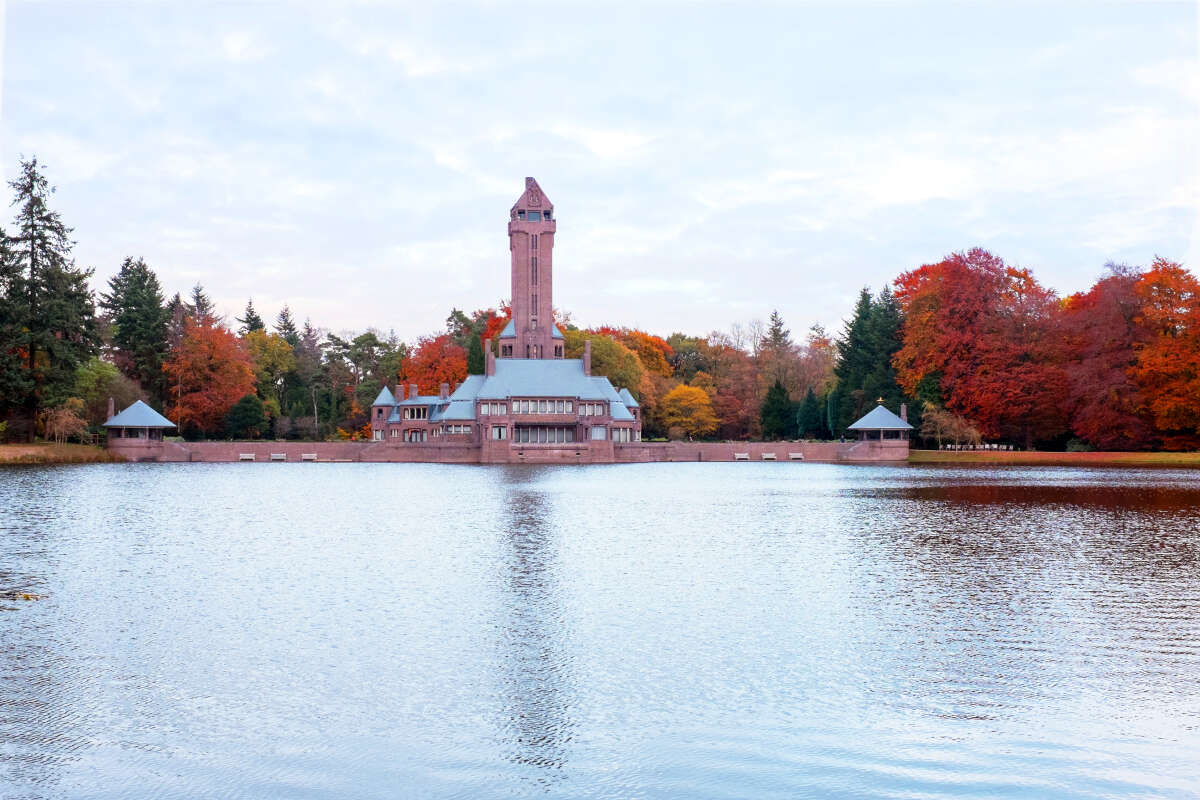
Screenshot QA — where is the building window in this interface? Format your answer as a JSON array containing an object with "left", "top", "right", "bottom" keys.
[
  {"left": 539, "top": 400, "right": 548, "bottom": 413},
  {"left": 555, "top": 346, "right": 563, "bottom": 358},
  {"left": 531, "top": 318, "right": 537, "bottom": 330},
  {"left": 531, "top": 234, "right": 538, "bottom": 250},
  {"left": 480, "top": 404, "right": 489, "bottom": 416},
  {"left": 591, "top": 426, "right": 608, "bottom": 441},
  {"left": 518, "top": 210, "right": 526, "bottom": 220},
  {"left": 501, "top": 344, "right": 512, "bottom": 357},
  {"left": 531, "top": 257, "right": 537, "bottom": 284},
  {"left": 373, "top": 430, "right": 382, "bottom": 441},
  {"left": 492, "top": 425, "right": 507, "bottom": 440}
]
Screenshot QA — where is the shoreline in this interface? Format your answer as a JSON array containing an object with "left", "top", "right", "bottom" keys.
[
  {"left": 0, "top": 444, "right": 125, "bottom": 464},
  {"left": 5, "top": 443, "right": 1200, "bottom": 468},
  {"left": 908, "top": 449, "right": 1200, "bottom": 467}
]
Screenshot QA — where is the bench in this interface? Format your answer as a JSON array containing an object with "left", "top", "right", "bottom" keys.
[
  {"left": 789, "top": 452, "right": 805, "bottom": 460},
  {"left": 733, "top": 452, "right": 750, "bottom": 461},
  {"left": 270, "top": 453, "right": 286, "bottom": 462},
  {"left": 238, "top": 453, "right": 255, "bottom": 462},
  {"left": 301, "top": 453, "right": 318, "bottom": 461},
  {"left": 761, "top": 452, "right": 777, "bottom": 461}
]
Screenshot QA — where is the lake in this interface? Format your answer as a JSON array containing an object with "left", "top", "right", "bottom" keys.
[{"left": 1, "top": 462, "right": 1198, "bottom": 799}]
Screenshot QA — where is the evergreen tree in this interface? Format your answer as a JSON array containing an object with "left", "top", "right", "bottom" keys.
[
  {"left": 225, "top": 393, "right": 267, "bottom": 439},
  {"left": 237, "top": 298, "right": 265, "bottom": 334},
  {"left": 166, "top": 292, "right": 189, "bottom": 351},
  {"left": 4, "top": 158, "right": 98, "bottom": 438},
  {"left": 0, "top": 230, "right": 32, "bottom": 421},
  {"left": 275, "top": 305, "right": 300, "bottom": 347},
  {"left": 760, "top": 379, "right": 795, "bottom": 440},
  {"left": 100, "top": 257, "right": 169, "bottom": 404},
  {"left": 832, "top": 287, "right": 907, "bottom": 434},
  {"left": 190, "top": 283, "right": 215, "bottom": 323},
  {"left": 764, "top": 309, "right": 791, "bottom": 350},
  {"left": 797, "top": 388, "right": 823, "bottom": 438},
  {"left": 466, "top": 334, "right": 485, "bottom": 375}
]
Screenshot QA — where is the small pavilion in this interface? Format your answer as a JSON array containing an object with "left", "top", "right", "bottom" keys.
[
  {"left": 103, "top": 400, "right": 176, "bottom": 442},
  {"left": 848, "top": 404, "right": 913, "bottom": 441}
]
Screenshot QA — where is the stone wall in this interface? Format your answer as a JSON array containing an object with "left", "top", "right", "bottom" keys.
[{"left": 110, "top": 438, "right": 908, "bottom": 464}]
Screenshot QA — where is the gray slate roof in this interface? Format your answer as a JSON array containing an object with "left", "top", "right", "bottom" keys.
[
  {"left": 591, "top": 377, "right": 635, "bottom": 421},
  {"left": 103, "top": 400, "right": 176, "bottom": 428},
  {"left": 847, "top": 404, "right": 913, "bottom": 430},
  {"left": 372, "top": 386, "right": 396, "bottom": 407},
  {"left": 618, "top": 387, "right": 640, "bottom": 408},
  {"left": 470, "top": 359, "right": 611, "bottom": 400},
  {"left": 497, "top": 320, "right": 564, "bottom": 339}
]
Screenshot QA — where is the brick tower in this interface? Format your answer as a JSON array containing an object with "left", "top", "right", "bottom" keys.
[{"left": 498, "top": 177, "right": 562, "bottom": 359}]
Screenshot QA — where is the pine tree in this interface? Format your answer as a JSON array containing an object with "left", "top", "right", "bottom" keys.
[
  {"left": 275, "top": 305, "right": 300, "bottom": 347},
  {"left": 4, "top": 158, "right": 98, "bottom": 438},
  {"left": 797, "top": 388, "right": 822, "bottom": 438},
  {"left": 765, "top": 309, "right": 791, "bottom": 350},
  {"left": 832, "top": 287, "right": 908, "bottom": 434},
  {"left": 237, "top": 298, "right": 265, "bottom": 334},
  {"left": 190, "top": 283, "right": 215, "bottom": 324},
  {"left": 760, "top": 379, "right": 795, "bottom": 440},
  {"left": 100, "top": 257, "right": 169, "bottom": 404},
  {"left": 466, "top": 334, "right": 485, "bottom": 375}
]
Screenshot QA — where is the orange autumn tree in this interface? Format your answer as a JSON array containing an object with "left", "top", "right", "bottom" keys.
[
  {"left": 398, "top": 333, "right": 467, "bottom": 395},
  {"left": 1130, "top": 257, "right": 1200, "bottom": 449},
  {"left": 894, "top": 248, "right": 1069, "bottom": 449},
  {"left": 163, "top": 317, "right": 256, "bottom": 436}
]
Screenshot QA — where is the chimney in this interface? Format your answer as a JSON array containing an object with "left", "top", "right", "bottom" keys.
[
  {"left": 583, "top": 339, "right": 592, "bottom": 376},
  {"left": 485, "top": 338, "right": 496, "bottom": 376},
  {"left": 439, "top": 383, "right": 450, "bottom": 400},
  {"left": 107, "top": 396, "right": 115, "bottom": 420},
  {"left": 410, "top": 383, "right": 419, "bottom": 401},
  {"left": 900, "top": 403, "right": 908, "bottom": 422}
]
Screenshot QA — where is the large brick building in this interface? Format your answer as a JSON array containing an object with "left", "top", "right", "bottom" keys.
[{"left": 368, "top": 178, "right": 643, "bottom": 463}]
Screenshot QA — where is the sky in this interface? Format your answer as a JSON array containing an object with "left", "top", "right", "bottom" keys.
[{"left": 0, "top": 1, "right": 1196, "bottom": 342}]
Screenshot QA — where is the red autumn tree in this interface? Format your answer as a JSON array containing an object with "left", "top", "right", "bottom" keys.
[
  {"left": 398, "top": 333, "right": 467, "bottom": 395},
  {"left": 894, "top": 248, "right": 1069, "bottom": 448},
  {"left": 1130, "top": 257, "right": 1200, "bottom": 449},
  {"left": 163, "top": 318, "right": 256, "bottom": 436},
  {"left": 1059, "top": 265, "right": 1157, "bottom": 450}
]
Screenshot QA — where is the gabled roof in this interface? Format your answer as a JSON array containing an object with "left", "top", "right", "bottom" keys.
[
  {"left": 511, "top": 176, "right": 553, "bottom": 213},
  {"left": 618, "top": 387, "right": 640, "bottom": 408},
  {"left": 591, "top": 377, "right": 636, "bottom": 421},
  {"left": 372, "top": 386, "right": 396, "bottom": 407},
  {"left": 103, "top": 400, "right": 176, "bottom": 428},
  {"left": 496, "top": 319, "right": 564, "bottom": 340},
  {"left": 848, "top": 404, "right": 913, "bottom": 430}
]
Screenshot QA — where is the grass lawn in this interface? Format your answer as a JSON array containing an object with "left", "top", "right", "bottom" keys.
[
  {"left": 909, "top": 449, "right": 1200, "bottom": 467},
  {"left": 0, "top": 443, "right": 124, "bottom": 464}
]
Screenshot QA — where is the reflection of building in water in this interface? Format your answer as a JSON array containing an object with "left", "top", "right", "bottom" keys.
[{"left": 496, "top": 482, "right": 576, "bottom": 780}]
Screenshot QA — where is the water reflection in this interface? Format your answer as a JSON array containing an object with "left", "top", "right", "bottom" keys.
[{"left": 495, "top": 471, "right": 576, "bottom": 784}]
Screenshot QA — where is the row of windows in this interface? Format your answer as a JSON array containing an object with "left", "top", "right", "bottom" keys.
[
  {"left": 514, "top": 426, "right": 576, "bottom": 444},
  {"left": 445, "top": 424, "right": 472, "bottom": 435},
  {"left": 613, "top": 428, "right": 634, "bottom": 442},
  {"left": 517, "top": 210, "right": 551, "bottom": 221},
  {"left": 401, "top": 407, "right": 427, "bottom": 420},
  {"left": 510, "top": 399, "right": 573, "bottom": 414},
  {"left": 480, "top": 402, "right": 508, "bottom": 415}
]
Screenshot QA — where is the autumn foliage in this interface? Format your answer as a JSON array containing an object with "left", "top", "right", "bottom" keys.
[
  {"left": 398, "top": 333, "right": 467, "bottom": 395},
  {"left": 163, "top": 318, "right": 256, "bottom": 435}
]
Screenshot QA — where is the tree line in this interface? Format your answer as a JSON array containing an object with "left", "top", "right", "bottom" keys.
[{"left": 2, "top": 158, "right": 1197, "bottom": 450}]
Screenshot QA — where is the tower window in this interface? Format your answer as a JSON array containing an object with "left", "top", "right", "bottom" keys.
[
  {"left": 518, "top": 210, "right": 526, "bottom": 220},
  {"left": 531, "top": 317, "right": 537, "bottom": 330},
  {"left": 532, "top": 294, "right": 537, "bottom": 309},
  {"left": 532, "top": 235, "right": 538, "bottom": 250},
  {"left": 531, "top": 257, "right": 537, "bottom": 284}
]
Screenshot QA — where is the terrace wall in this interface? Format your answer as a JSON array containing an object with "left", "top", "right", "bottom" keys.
[{"left": 111, "top": 438, "right": 908, "bottom": 464}]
